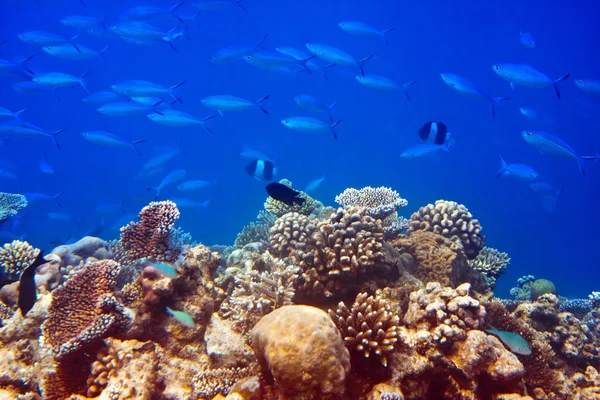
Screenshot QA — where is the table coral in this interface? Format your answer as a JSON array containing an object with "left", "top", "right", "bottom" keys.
[
  {"left": 120, "top": 200, "right": 182, "bottom": 262},
  {"left": 250, "top": 305, "right": 350, "bottom": 399},
  {"left": 0, "top": 240, "right": 40, "bottom": 283},
  {"left": 0, "top": 192, "right": 27, "bottom": 223},
  {"left": 407, "top": 199, "right": 485, "bottom": 259},
  {"left": 335, "top": 186, "right": 408, "bottom": 220}
]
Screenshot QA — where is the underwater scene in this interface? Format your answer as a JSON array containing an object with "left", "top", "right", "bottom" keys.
[{"left": 1, "top": 0, "right": 600, "bottom": 398}]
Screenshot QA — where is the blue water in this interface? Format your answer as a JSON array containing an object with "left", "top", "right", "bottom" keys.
[{"left": 1, "top": 0, "right": 599, "bottom": 298}]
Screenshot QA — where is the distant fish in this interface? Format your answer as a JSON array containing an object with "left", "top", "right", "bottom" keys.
[
  {"left": 294, "top": 95, "right": 337, "bottom": 122},
  {"left": 519, "top": 31, "right": 536, "bottom": 49},
  {"left": 209, "top": 33, "right": 268, "bottom": 63},
  {"left": 82, "top": 91, "right": 122, "bottom": 104},
  {"left": 338, "top": 21, "right": 393, "bottom": 45},
  {"left": 486, "top": 326, "right": 531, "bottom": 355},
  {"left": 147, "top": 110, "right": 216, "bottom": 134},
  {"left": 141, "top": 144, "right": 183, "bottom": 171},
  {"left": 43, "top": 44, "right": 107, "bottom": 60},
  {"left": 355, "top": 75, "right": 416, "bottom": 100},
  {"left": 244, "top": 50, "right": 315, "bottom": 74},
  {"left": 521, "top": 130, "right": 599, "bottom": 176},
  {"left": 13, "top": 81, "right": 60, "bottom": 100},
  {"left": 147, "top": 261, "right": 177, "bottom": 278},
  {"left": 32, "top": 71, "right": 90, "bottom": 92},
  {"left": 399, "top": 143, "right": 451, "bottom": 159},
  {"left": 48, "top": 211, "right": 73, "bottom": 222},
  {"left": 95, "top": 200, "right": 125, "bottom": 214},
  {"left": 0, "top": 107, "right": 26, "bottom": 124},
  {"left": 18, "top": 31, "right": 81, "bottom": 52},
  {"left": 496, "top": 157, "right": 539, "bottom": 181},
  {"left": 440, "top": 72, "right": 510, "bottom": 118},
  {"left": 0, "top": 169, "right": 18, "bottom": 180},
  {"left": 39, "top": 154, "right": 54, "bottom": 174},
  {"left": 201, "top": 94, "right": 270, "bottom": 115},
  {"left": 266, "top": 182, "right": 305, "bottom": 207},
  {"left": 111, "top": 80, "right": 184, "bottom": 103},
  {"left": 518, "top": 106, "right": 555, "bottom": 127},
  {"left": 109, "top": 22, "right": 186, "bottom": 52},
  {"left": 246, "top": 159, "right": 276, "bottom": 181},
  {"left": 111, "top": 213, "right": 138, "bottom": 230},
  {"left": 150, "top": 169, "right": 186, "bottom": 198},
  {"left": 166, "top": 306, "right": 195, "bottom": 328},
  {"left": 120, "top": 2, "right": 185, "bottom": 22},
  {"left": 492, "top": 64, "right": 570, "bottom": 99},
  {"left": 240, "top": 145, "right": 276, "bottom": 163},
  {"left": 529, "top": 182, "right": 563, "bottom": 213},
  {"left": 81, "top": 130, "right": 146, "bottom": 155},
  {"left": 574, "top": 79, "right": 600, "bottom": 97},
  {"left": 0, "top": 55, "right": 35, "bottom": 76},
  {"left": 418, "top": 121, "right": 451, "bottom": 145},
  {"left": 281, "top": 116, "right": 340, "bottom": 140},
  {"left": 17, "top": 250, "right": 45, "bottom": 317},
  {"left": 98, "top": 101, "right": 163, "bottom": 117},
  {"left": 303, "top": 176, "right": 325, "bottom": 193},
  {"left": 0, "top": 121, "right": 63, "bottom": 149},
  {"left": 178, "top": 179, "right": 217, "bottom": 192},
  {"left": 59, "top": 15, "right": 100, "bottom": 31},
  {"left": 170, "top": 197, "right": 210, "bottom": 208},
  {"left": 305, "top": 43, "right": 372, "bottom": 76},
  {"left": 24, "top": 191, "right": 63, "bottom": 207}
]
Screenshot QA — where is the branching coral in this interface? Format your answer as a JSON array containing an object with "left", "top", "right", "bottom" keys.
[
  {"left": 467, "top": 246, "right": 510, "bottom": 290},
  {"left": 265, "top": 191, "right": 321, "bottom": 217},
  {"left": 335, "top": 186, "right": 408, "bottom": 220},
  {"left": 0, "top": 192, "right": 27, "bottom": 223},
  {"left": 0, "top": 240, "right": 40, "bottom": 283},
  {"left": 329, "top": 292, "right": 401, "bottom": 367},
  {"left": 192, "top": 366, "right": 253, "bottom": 398},
  {"left": 407, "top": 200, "right": 485, "bottom": 259},
  {"left": 120, "top": 200, "right": 182, "bottom": 262},
  {"left": 41, "top": 260, "right": 132, "bottom": 360},
  {"left": 234, "top": 222, "right": 271, "bottom": 249}
]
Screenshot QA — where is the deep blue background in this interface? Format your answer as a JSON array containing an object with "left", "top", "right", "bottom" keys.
[{"left": 1, "top": 0, "right": 599, "bottom": 297}]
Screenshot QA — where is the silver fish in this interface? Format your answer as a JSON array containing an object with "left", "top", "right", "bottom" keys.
[
  {"left": 111, "top": 80, "right": 184, "bottom": 103},
  {"left": 399, "top": 143, "right": 451, "bottom": 159},
  {"left": 201, "top": 94, "right": 269, "bottom": 115},
  {"left": 210, "top": 33, "right": 268, "bottom": 63},
  {"left": 170, "top": 197, "right": 210, "bottom": 208},
  {"left": 147, "top": 110, "right": 216, "bottom": 134},
  {"left": 178, "top": 179, "right": 217, "bottom": 192},
  {"left": 244, "top": 50, "right": 314, "bottom": 74},
  {"left": 43, "top": 44, "right": 107, "bottom": 60},
  {"left": 492, "top": 64, "right": 570, "bottom": 99},
  {"left": 294, "top": 95, "right": 337, "bottom": 122},
  {"left": 281, "top": 116, "right": 340, "bottom": 140},
  {"left": 32, "top": 71, "right": 90, "bottom": 92},
  {"left": 519, "top": 31, "right": 535, "bottom": 48},
  {"left": 18, "top": 31, "right": 81, "bottom": 52},
  {"left": 440, "top": 72, "right": 510, "bottom": 117},
  {"left": 0, "top": 107, "right": 26, "bottom": 123},
  {"left": 150, "top": 169, "right": 186, "bottom": 198},
  {"left": 83, "top": 91, "right": 122, "bottom": 104},
  {"left": 142, "top": 145, "right": 183, "bottom": 171},
  {"left": 97, "top": 101, "right": 162, "bottom": 116},
  {"left": 303, "top": 176, "right": 325, "bottom": 193},
  {"left": 120, "top": 2, "right": 185, "bottom": 22},
  {"left": 60, "top": 15, "right": 100, "bottom": 31},
  {"left": 0, "top": 121, "right": 63, "bottom": 149},
  {"left": 574, "top": 79, "right": 600, "bottom": 97},
  {"left": 110, "top": 22, "right": 185, "bottom": 52},
  {"left": 0, "top": 55, "right": 35, "bottom": 76},
  {"left": 305, "top": 43, "right": 372, "bottom": 76},
  {"left": 497, "top": 157, "right": 539, "bottom": 181},
  {"left": 81, "top": 131, "right": 145, "bottom": 155},
  {"left": 338, "top": 21, "right": 393, "bottom": 45},
  {"left": 356, "top": 74, "right": 416, "bottom": 101},
  {"left": 39, "top": 154, "right": 54, "bottom": 174}
]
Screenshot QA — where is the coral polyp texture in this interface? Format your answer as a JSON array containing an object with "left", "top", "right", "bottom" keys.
[
  {"left": 467, "top": 246, "right": 510, "bottom": 289},
  {"left": 0, "top": 192, "right": 27, "bottom": 223},
  {"left": 407, "top": 199, "right": 485, "bottom": 259},
  {"left": 335, "top": 186, "right": 408, "bottom": 220},
  {"left": 120, "top": 200, "right": 182, "bottom": 262},
  {"left": 329, "top": 292, "right": 401, "bottom": 367},
  {"left": 0, "top": 240, "right": 40, "bottom": 283},
  {"left": 40, "top": 259, "right": 131, "bottom": 360}
]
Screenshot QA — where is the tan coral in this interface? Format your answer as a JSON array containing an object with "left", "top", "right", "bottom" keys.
[
  {"left": 264, "top": 191, "right": 321, "bottom": 218},
  {"left": 251, "top": 305, "right": 350, "bottom": 399},
  {"left": 407, "top": 200, "right": 485, "bottom": 259},
  {"left": 467, "top": 246, "right": 510, "bottom": 290},
  {"left": 191, "top": 367, "right": 253, "bottom": 399},
  {"left": 561, "top": 366, "right": 600, "bottom": 399},
  {"left": 0, "top": 240, "right": 40, "bottom": 282},
  {"left": 335, "top": 186, "right": 408, "bottom": 220},
  {"left": 329, "top": 292, "right": 400, "bottom": 367}
]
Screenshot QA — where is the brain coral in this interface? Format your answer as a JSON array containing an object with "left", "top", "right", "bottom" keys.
[
  {"left": 0, "top": 240, "right": 40, "bottom": 283},
  {"left": 41, "top": 260, "right": 132, "bottom": 360},
  {"left": 407, "top": 199, "right": 485, "bottom": 259},
  {"left": 120, "top": 200, "right": 181, "bottom": 262},
  {"left": 250, "top": 305, "right": 350, "bottom": 399},
  {"left": 335, "top": 186, "right": 408, "bottom": 220}
]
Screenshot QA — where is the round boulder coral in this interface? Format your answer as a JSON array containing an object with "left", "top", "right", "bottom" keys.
[
  {"left": 530, "top": 279, "right": 556, "bottom": 300},
  {"left": 407, "top": 200, "right": 485, "bottom": 259},
  {"left": 250, "top": 305, "right": 350, "bottom": 398}
]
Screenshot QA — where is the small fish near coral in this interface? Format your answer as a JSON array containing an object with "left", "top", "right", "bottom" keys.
[
  {"left": 265, "top": 182, "right": 306, "bottom": 207},
  {"left": 17, "top": 250, "right": 45, "bottom": 316}
]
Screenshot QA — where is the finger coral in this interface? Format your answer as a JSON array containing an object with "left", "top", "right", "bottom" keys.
[
  {"left": 407, "top": 200, "right": 485, "bottom": 259},
  {"left": 467, "top": 246, "right": 510, "bottom": 290},
  {"left": 120, "top": 200, "right": 182, "bottom": 262},
  {"left": 335, "top": 186, "right": 408, "bottom": 220},
  {"left": 0, "top": 240, "right": 40, "bottom": 284},
  {"left": 41, "top": 259, "right": 132, "bottom": 360},
  {"left": 329, "top": 292, "right": 401, "bottom": 367},
  {"left": 0, "top": 192, "right": 27, "bottom": 223}
]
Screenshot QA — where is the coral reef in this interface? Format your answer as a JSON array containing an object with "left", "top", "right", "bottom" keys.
[
  {"left": 335, "top": 186, "right": 408, "bottom": 220},
  {"left": 407, "top": 200, "right": 485, "bottom": 259},
  {"left": 0, "top": 192, "right": 27, "bottom": 223},
  {"left": 530, "top": 278, "right": 557, "bottom": 300},
  {"left": 264, "top": 179, "right": 323, "bottom": 218},
  {"left": 467, "top": 246, "right": 510, "bottom": 290},
  {"left": 120, "top": 200, "right": 182, "bottom": 262},
  {"left": 0, "top": 240, "right": 40, "bottom": 283}
]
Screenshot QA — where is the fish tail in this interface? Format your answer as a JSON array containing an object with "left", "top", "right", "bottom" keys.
[
  {"left": 357, "top": 54, "right": 373, "bottom": 77},
  {"left": 380, "top": 28, "right": 393, "bottom": 46},
  {"left": 15, "top": 109, "right": 26, "bottom": 126},
  {"left": 552, "top": 73, "right": 570, "bottom": 99},
  {"left": 169, "top": 82, "right": 184, "bottom": 104},
  {"left": 326, "top": 108, "right": 334, "bottom": 123},
  {"left": 577, "top": 158, "right": 585, "bottom": 177},
  {"left": 51, "top": 128, "right": 64, "bottom": 150},
  {"left": 20, "top": 54, "right": 36, "bottom": 75},
  {"left": 131, "top": 140, "right": 146, "bottom": 156},
  {"left": 99, "top": 46, "right": 109, "bottom": 60},
  {"left": 255, "top": 33, "right": 269, "bottom": 48},
  {"left": 496, "top": 156, "right": 508, "bottom": 179},
  {"left": 80, "top": 0, "right": 88, "bottom": 7},
  {"left": 255, "top": 94, "right": 270, "bottom": 114},
  {"left": 53, "top": 191, "right": 64, "bottom": 208},
  {"left": 299, "top": 55, "right": 316, "bottom": 74},
  {"left": 329, "top": 120, "right": 341, "bottom": 140},
  {"left": 171, "top": 1, "right": 186, "bottom": 22}
]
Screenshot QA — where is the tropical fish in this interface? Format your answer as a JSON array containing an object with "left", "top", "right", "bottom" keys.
[
  {"left": 18, "top": 31, "right": 81, "bottom": 52},
  {"left": 39, "top": 154, "right": 54, "bottom": 174},
  {"left": 305, "top": 43, "right": 372, "bottom": 76},
  {"left": 521, "top": 130, "right": 599, "bottom": 176},
  {"left": 246, "top": 159, "right": 276, "bottom": 181},
  {"left": 166, "top": 307, "right": 195, "bottom": 328},
  {"left": 147, "top": 261, "right": 177, "bottom": 278},
  {"left": 170, "top": 198, "right": 210, "bottom": 208},
  {"left": 178, "top": 179, "right": 218, "bottom": 192},
  {"left": 81, "top": 131, "right": 146, "bottom": 155},
  {"left": 18, "top": 250, "right": 45, "bottom": 316},
  {"left": 0, "top": 121, "right": 63, "bottom": 149},
  {"left": 338, "top": 21, "right": 393, "bottom": 45},
  {"left": 111, "top": 80, "right": 184, "bottom": 103},
  {"left": 43, "top": 44, "right": 108, "bottom": 60},
  {"left": 83, "top": 91, "right": 122, "bottom": 104},
  {"left": 486, "top": 326, "right": 531, "bottom": 355},
  {"left": 519, "top": 31, "right": 536, "bottom": 48},
  {"left": 244, "top": 50, "right": 314, "bottom": 74},
  {"left": 496, "top": 157, "right": 539, "bottom": 181},
  {"left": 266, "top": 182, "right": 305, "bottom": 207},
  {"left": 0, "top": 55, "right": 35, "bottom": 76},
  {"left": 150, "top": 169, "right": 186, "bottom": 198},
  {"left": 491, "top": 64, "right": 570, "bottom": 99},
  {"left": 399, "top": 143, "right": 451, "bottom": 159},
  {"left": 98, "top": 101, "right": 163, "bottom": 116},
  {"left": 147, "top": 110, "right": 216, "bottom": 134},
  {"left": 294, "top": 95, "right": 337, "bottom": 122},
  {"left": 303, "top": 176, "right": 325, "bottom": 193},
  {"left": 209, "top": 33, "right": 268, "bottom": 63},
  {"left": 281, "top": 117, "right": 340, "bottom": 140},
  {"left": 201, "top": 94, "right": 269, "bottom": 115},
  {"left": 418, "top": 121, "right": 451, "bottom": 145},
  {"left": 32, "top": 71, "right": 90, "bottom": 92},
  {"left": 529, "top": 182, "right": 563, "bottom": 213},
  {"left": 574, "top": 79, "right": 600, "bottom": 97},
  {"left": 440, "top": 72, "right": 510, "bottom": 118},
  {"left": 0, "top": 107, "right": 26, "bottom": 124},
  {"left": 120, "top": 2, "right": 185, "bottom": 22},
  {"left": 356, "top": 75, "right": 416, "bottom": 100}
]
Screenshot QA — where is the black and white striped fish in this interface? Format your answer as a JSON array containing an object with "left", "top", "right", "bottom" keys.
[{"left": 418, "top": 121, "right": 451, "bottom": 145}]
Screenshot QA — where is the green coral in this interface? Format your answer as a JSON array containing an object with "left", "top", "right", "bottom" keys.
[{"left": 530, "top": 278, "right": 556, "bottom": 300}]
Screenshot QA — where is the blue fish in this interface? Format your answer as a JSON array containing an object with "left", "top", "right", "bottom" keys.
[
  {"left": 39, "top": 154, "right": 54, "bottom": 175},
  {"left": 486, "top": 326, "right": 531, "bottom": 355},
  {"left": 529, "top": 182, "right": 563, "bottom": 213},
  {"left": 166, "top": 307, "right": 195, "bottom": 328},
  {"left": 399, "top": 142, "right": 452, "bottom": 159},
  {"left": 492, "top": 64, "right": 570, "bottom": 99},
  {"left": 440, "top": 73, "right": 510, "bottom": 118},
  {"left": 519, "top": 31, "right": 536, "bottom": 48},
  {"left": 497, "top": 157, "right": 539, "bottom": 181},
  {"left": 147, "top": 261, "right": 177, "bottom": 279}
]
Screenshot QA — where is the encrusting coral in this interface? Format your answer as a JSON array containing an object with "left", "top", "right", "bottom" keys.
[
  {"left": 120, "top": 200, "right": 182, "bottom": 262},
  {"left": 407, "top": 199, "right": 485, "bottom": 259},
  {"left": 0, "top": 192, "right": 27, "bottom": 223},
  {"left": 0, "top": 240, "right": 40, "bottom": 283}
]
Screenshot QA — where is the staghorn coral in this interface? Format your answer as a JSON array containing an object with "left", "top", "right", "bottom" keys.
[
  {"left": 407, "top": 199, "right": 485, "bottom": 259},
  {"left": 120, "top": 200, "right": 182, "bottom": 262},
  {"left": 0, "top": 192, "right": 27, "bottom": 223},
  {"left": 0, "top": 240, "right": 40, "bottom": 283},
  {"left": 329, "top": 292, "right": 401, "bottom": 367},
  {"left": 467, "top": 246, "right": 510, "bottom": 290},
  {"left": 40, "top": 260, "right": 132, "bottom": 360},
  {"left": 192, "top": 366, "right": 253, "bottom": 399},
  {"left": 335, "top": 186, "right": 408, "bottom": 220},
  {"left": 251, "top": 305, "right": 351, "bottom": 399}
]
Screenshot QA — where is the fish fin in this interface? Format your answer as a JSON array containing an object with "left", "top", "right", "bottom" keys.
[
  {"left": 578, "top": 158, "right": 585, "bottom": 177},
  {"left": 380, "top": 29, "right": 393, "bottom": 46},
  {"left": 53, "top": 191, "right": 64, "bottom": 208},
  {"left": 203, "top": 114, "right": 217, "bottom": 121},
  {"left": 20, "top": 54, "right": 36, "bottom": 75},
  {"left": 496, "top": 157, "right": 508, "bottom": 179},
  {"left": 256, "top": 94, "right": 270, "bottom": 103},
  {"left": 255, "top": 33, "right": 269, "bottom": 47},
  {"left": 152, "top": 101, "right": 164, "bottom": 115},
  {"left": 218, "top": 109, "right": 224, "bottom": 116},
  {"left": 201, "top": 122, "right": 213, "bottom": 135},
  {"left": 15, "top": 109, "right": 26, "bottom": 126},
  {"left": 552, "top": 73, "right": 570, "bottom": 99},
  {"left": 171, "top": 1, "right": 186, "bottom": 22},
  {"left": 170, "top": 81, "right": 185, "bottom": 90},
  {"left": 51, "top": 128, "right": 64, "bottom": 150},
  {"left": 326, "top": 109, "right": 333, "bottom": 123},
  {"left": 357, "top": 54, "right": 373, "bottom": 77},
  {"left": 329, "top": 120, "right": 341, "bottom": 140},
  {"left": 256, "top": 94, "right": 270, "bottom": 114},
  {"left": 298, "top": 55, "right": 316, "bottom": 74},
  {"left": 404, "top": 92, "right": 411, "bottom": 102},
  {"left": 99, "top": 46, "right": 109, "bottom": 60},
  {"left": 510, "top": 82, "right": 515, "bottom": 91},
  {"left": 79, "top": 71, "right": 91, "bottom": 93},
  {"left": 131, "top": 140, "right": 146, "bottom": 156},
  {"left": 80, "top": 0, "right": 88, "bottom": 7}
]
